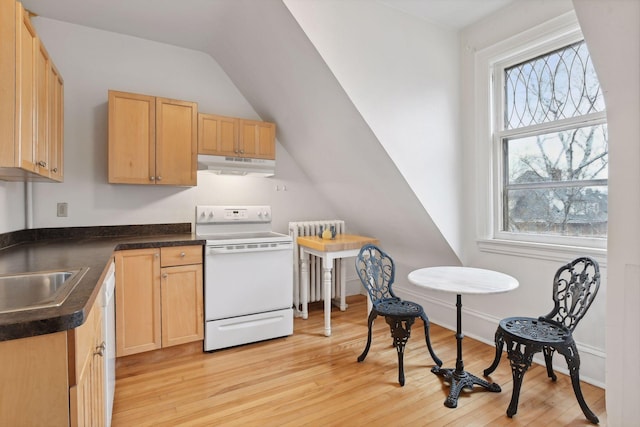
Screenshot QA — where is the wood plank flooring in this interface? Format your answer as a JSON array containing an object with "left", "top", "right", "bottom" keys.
[{"left": 112, "top": 296, "right": 607, "bottom": 426}]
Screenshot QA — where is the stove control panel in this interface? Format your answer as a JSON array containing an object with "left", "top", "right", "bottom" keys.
[{"left": 196, "top": 205, "right": 272, "bottom": 224}]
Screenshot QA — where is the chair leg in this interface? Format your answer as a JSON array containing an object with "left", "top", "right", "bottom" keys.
[
  {"left": 385, "top": 316, "right": 414, "bottom": 386},
  {"left": 483, "top": 328, "right": 505, "bottom": 376},
  {"left": 560, "top": 343, "right": 599, "bottom": 424},
  {"left": 542, "top": 346, "right": 557, "bottom": 381},
  {"left": 505, "top": 340, "right": 535, "bottom": 418},
  {"left": 420, "top": 314, "right": 442, "bottom": 367},
  {"left": 357, "top": 310, "right": 377, "bottom": 362}
]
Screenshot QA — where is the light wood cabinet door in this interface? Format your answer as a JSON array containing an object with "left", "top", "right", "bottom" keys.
[
  {"left": 108, "top": 90, "right": 156, "bottom": 184},
  {"left": 115, "top": 248, "right": 162, "bottom": 356},
  {"left": 70, "top": 290, "right": 105, "bottom": 427},
  {"left": 239, "top": 119, "right": 276, "bottom": 160},
  {"left": 161, "top": 263, "right": 204, "bottom": 347},
  {"left": 198, "top": 112, "right": 238, "bottom": 157},
  {"left": 15, "top": 2, "right": 37, "bottom": 173},
  {"left": 34, "top": 37, "right": 49, "bottom": 176},
  {"left": 48, "top": 62, "right": 64, "bottom": 181},
  {"left": 0, "top": 332, "right": 70, "bottom": 426},
  {"left": 156, "top": 97, "right": 197, "bottom": 186},
  {"left": 0, "top": 0, "right": 63, "bottom": 181},
  {"left": 0, "top": 0, "right": 15, "bottom": 166}
]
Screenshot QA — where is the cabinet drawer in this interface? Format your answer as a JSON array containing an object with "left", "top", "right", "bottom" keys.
[{"left": 161, "top": 246, "right": 202, "bottom": 267}]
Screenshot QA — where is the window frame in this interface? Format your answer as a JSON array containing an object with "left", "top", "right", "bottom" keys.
[{"left": 473, "top": 13, "right": 607, "bottom": 260}]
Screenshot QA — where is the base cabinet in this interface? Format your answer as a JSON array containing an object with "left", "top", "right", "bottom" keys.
[
  {"left": 69, "top": 285, "right": 105, "bottom": 427},
  {"left": 115, "top": 246, "right": 203, "bottom": 357},
  {"left": 0, "top": 332, "right": 70, "bottom": 425},
  {"left": 0, "top": 283, "right": 105, "bottom": 426}
]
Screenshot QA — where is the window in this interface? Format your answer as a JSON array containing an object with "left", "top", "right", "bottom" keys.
[{"left": 493, "top": 39, "right": 608, "bottom": 245}]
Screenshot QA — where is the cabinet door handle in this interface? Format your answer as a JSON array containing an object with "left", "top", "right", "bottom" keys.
[
  {"left": 180, "top": 252, "right": 185, "bottom": 257},
  {"left": 162, "top": 273, "right": 168, "bottom": 279},
  {"left": 156, "top": 176, "right": 162, "bottom": 181},
  {"left": 38, "top": 161, "right": 47, "bottom": 167},
  {"left": 52, "top": 167, "right": 58, "bottom": 173},
  {"left": 150, "top": 176, "right": 155, "bottom": 181},
  {"left": 94, "top": 342, "right": 106, "bottom": 357}
]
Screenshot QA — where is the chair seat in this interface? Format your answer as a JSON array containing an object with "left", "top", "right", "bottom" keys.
[
  {"left": 375, "top": 299, "right": 423, "bottom": 317},
  {"left": 500, "top": 316, "right": 570, "bottom": 344}
]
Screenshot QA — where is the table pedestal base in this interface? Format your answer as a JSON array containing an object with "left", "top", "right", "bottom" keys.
[{"left": 431, "top": 366, "right": 501, "bottom": 408}]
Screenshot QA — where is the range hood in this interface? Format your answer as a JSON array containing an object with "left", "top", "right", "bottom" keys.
[{"left": 197, "top": 154, "right": 275, "bottom": 177}]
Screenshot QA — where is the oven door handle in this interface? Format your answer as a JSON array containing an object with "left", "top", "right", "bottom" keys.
[{"left": 206, "top": 244, "right": 292, "bottom": 255}]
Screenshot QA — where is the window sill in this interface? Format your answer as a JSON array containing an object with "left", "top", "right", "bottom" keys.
[{"left": 477, "top": 238, "right": 607, "bottom": 267}]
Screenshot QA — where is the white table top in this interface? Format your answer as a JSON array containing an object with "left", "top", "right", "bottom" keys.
[{"left": 408, "top": 266, "right": 519, "bottom": 295}]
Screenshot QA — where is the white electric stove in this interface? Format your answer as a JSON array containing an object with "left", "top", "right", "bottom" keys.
[{"left": 196, "top": 206, "right": 294, "bottom": 351}]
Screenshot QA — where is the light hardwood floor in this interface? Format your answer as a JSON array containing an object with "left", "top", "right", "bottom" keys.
[{"left": 112, "top": 295, "right": 607, "bottom": 426}]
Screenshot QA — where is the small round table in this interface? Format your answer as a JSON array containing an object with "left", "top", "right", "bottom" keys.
[{"left": 408, "top": 266, "right": 519, "bottom": 408}]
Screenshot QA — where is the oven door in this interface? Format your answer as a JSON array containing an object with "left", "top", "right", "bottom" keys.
[{"left": 204, "top": 241, "right": 293, "bottom": 320}]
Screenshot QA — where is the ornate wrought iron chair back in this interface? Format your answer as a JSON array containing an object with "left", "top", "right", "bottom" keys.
[
  {"left": 355, "top": 244, "right": 397, "bottom": 305},
  {"left": 544, "top": 257, "right": 600, "bottom": 332},
  {"left": 355, "top": 244, "right": 441, "bottom": 386},
  {"left": 483, "top": 256, "right": 601, "bottom": 424}
]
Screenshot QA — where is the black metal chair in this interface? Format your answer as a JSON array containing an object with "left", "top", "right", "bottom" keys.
[
  {"left": 483, "top": 257, "right": 601, "bottom": 424},
  {"left": 355, "top": 244, "right": 442, "bottom": 386}
]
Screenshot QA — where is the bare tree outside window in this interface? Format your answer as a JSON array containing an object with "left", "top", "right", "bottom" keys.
[{"left": 500, "top": 40, "right": 608, "bottom": 238}]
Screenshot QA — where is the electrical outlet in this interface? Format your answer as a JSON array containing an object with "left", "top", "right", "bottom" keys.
[{"left": 57, "top": 202, "right": 68, "bottom": 217}]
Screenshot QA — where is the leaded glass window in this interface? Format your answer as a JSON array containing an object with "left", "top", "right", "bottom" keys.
[{"left": 496, "top": 39, "right": 608, "bottom": 240}]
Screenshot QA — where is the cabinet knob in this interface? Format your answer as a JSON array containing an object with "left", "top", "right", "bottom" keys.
[
  {"left": 52, "top": 167, "right": 58, "bottom": 173},
  {"left": 180, "top": 252, "right": 185, "bottom": 257},
  {"left": 38, "top": 160, "right": 47, "bottom": 167},
  {"left": 150, "top": 176, "right": 155, "bottom": 181},
  {"left": 94, "top": 342, "right": 106, "bottom": 357},
  {"left": 157, "top": 176, "right": 162, "bottom": 181},
  {"left": 162, "top": 273, "right": 168, "bottom": 279}
]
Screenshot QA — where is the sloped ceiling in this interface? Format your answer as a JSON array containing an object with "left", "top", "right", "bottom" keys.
[{"left": 22, "top": 0, "right": 460, "bottom": 270}]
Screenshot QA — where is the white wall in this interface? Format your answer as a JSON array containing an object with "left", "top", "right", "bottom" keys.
[
  {"left": 572, "top": 0, "right": 640, "bottom": 424},
  {"left": 27, "top": 18, "right": 337, "bottom": 235},
  {"left": 284, "top": 0, "right": 463, "bottom": 257},
  {"left": 456, "top": 0, "right": 609, "bottom": 387},
  {"left": 0, "top": 182, "right": 25, "bottom": 232}
]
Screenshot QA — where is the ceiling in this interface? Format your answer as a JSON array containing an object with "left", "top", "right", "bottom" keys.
[
  {"left": 22, "top": 0, "right": 516, "bottom": 52},
  {"left": 377, "top": 0, "right": 515, "bottom": 29}
]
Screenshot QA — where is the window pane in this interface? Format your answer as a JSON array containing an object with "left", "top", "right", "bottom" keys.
[
  {"left": 505, "top": 185, "right": 607, "bottom": 237},
  {"left": 506, "top": 124, "right": 608, "bottom": 184},
  {"left": 504, "top": 40, "right": 605, "bottom": 129}
]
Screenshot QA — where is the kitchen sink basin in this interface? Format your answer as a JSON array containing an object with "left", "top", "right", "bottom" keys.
[{"left": 0, "top": 267, "right": 88, "bottom": 314}]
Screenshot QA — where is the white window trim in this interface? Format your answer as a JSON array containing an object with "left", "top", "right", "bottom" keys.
[{"left": 473, "top": 11, "right": 607, "bottom": 262}]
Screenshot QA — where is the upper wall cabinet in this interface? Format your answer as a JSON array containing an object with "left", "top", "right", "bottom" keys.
[
  {"left": 108, "top": 90, "right": 198, "bottom": 186},
  {"left": 0, "top": 0, "right": 65, "bottom": 182},
  {"left": 198, "top": 113, "right": 275, "bottom": 160}
]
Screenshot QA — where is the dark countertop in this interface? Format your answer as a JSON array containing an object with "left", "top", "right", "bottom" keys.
[{"left": 0, "top": 226, "right": 205, "bottom": 341}]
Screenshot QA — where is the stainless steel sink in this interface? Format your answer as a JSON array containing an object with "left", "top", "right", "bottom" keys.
[{"left": 0, "top": 267, "right": 88, "bottom": 314}]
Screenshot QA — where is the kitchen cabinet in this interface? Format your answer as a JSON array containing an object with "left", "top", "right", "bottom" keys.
[
  {"left": 115, "top": 246, "right": 203, "bottom": 357},
  {"left": 198, "top": 113, "right": 275, "bottom": 160},
  {"left": 48, "top": 61, "right": 64, "bottom": 181},
  {"left": 238, "top": 119, "right": 276, "bottom": 160},
  {"left": 0, "top": 0, "right": 64, "bottom": 181},
  {"left": 198, "top": 113, "right": 238, "bottom": 157},
  {"left": 0, "top": 331, "right": 70, "bottom": 425},
  {"left": 160, "top": 246, "right": 204, "bottom": 347},
  {"left": 69, "top": 282, "right": 105, "bottom": 426},
  {"left": 108, "top": 90, "right": 198, "bottom": 186},
  {"left": 0, "top": 283, "right": 105, "bottom": 426}
]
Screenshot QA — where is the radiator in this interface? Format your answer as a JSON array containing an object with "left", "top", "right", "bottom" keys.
[{"left": 289, "top": 220, "right": 346, "bottom": 318}]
